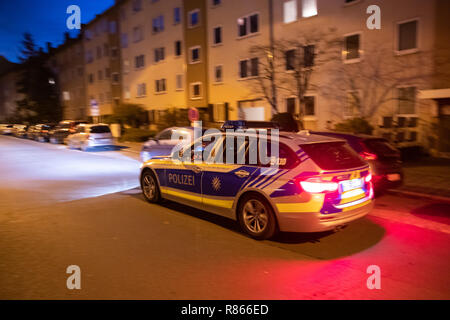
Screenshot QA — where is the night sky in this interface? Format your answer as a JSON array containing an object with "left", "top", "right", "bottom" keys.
[{"left": 0, "top": 0, "right": 115, "bottom": 63}]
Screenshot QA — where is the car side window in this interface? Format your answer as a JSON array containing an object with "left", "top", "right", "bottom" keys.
[
  {"left": 256, "top": 141, "right": 298, "bottom": 169},
  {"left": 157, "top": 129, "right": 173, "bottom": 141}
]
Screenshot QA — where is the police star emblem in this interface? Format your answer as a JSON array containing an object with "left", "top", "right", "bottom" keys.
[{"left": 212, "top": 176, "right": 221, "bottom": 192}]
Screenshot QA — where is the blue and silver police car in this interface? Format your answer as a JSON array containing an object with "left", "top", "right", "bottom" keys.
[{"left": 140, "top": 123, "right": 374, "bottom": 240}]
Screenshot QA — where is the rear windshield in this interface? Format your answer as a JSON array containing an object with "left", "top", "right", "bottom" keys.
[
  {"left": 300, "top": 141, "right": 366, "bottom": 170},
  {"left": 364, "top": 139, "right": 398, "bottom": 155},
  {"left": 90, "top": 125, "right": 111, "bottom": 133}
]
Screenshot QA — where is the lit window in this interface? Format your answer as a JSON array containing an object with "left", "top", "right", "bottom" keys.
[
  {"left": 284, "top": 0, "right": 297, "bottom": 23},
  {"left": 302, "top": 0, "right": 317, "bottom": 18}
]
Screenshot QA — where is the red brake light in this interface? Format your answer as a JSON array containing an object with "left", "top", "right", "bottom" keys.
[
  {"left": 296, "top": 177, "right": 338, "bottom": 193},
  {"left": 360, "top": 151, "right": 377, "bottom": 161}
]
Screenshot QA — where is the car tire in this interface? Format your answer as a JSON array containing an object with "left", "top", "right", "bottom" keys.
[
  {"left": 238, "top": 193, "right": 278, "bottom": 240},
  {"left": 141, "top": 170, "right": 161, "bottom": 203}
]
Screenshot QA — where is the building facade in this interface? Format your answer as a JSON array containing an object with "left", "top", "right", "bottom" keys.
[
  {"left": 83, "top": 5, "right": 122, "bottom": 120},
  {"left": 49, "top": 34, "right": 87, "bottom": 120}
]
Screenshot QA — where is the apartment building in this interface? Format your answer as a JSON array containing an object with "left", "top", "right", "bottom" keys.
[
  {"left": 0, "top": 66, "right": 22, "bottom": 122},
  {"left": 83, "top": 5, "right": 122, "bottom": 120},
  {"left": 203, "top": 0, "right": 449, "bottom": 153},
  {"left": 49, "top": 34, "right": 87, "bottom": 120},
  {"left": 118, "top": 0, "right": 186, "bottom": 123}
]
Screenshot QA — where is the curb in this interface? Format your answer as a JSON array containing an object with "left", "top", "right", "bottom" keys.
[{"left": 386, "top": 189, "right": 450, "bottom": 203}]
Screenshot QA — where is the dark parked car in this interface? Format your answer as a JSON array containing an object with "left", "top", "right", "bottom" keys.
[
  {"left": 34, "top": 124, "right": 56, "bottom": 142},
  {"left": 312, "top": 132, "right": 403, "bottom": 190},
  {"left": 49, "top": 120, "right": 88, "bottom": 144},
  {"left": 26, "top": 125, "right": 38, "bottom": 140}
]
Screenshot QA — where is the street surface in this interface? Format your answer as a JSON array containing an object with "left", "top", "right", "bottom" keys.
[{"left": 0, "top": 135, "right": 449, "bottom": 299}]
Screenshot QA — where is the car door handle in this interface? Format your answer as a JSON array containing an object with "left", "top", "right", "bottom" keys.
[{"left": 235, "top": 170, "right": 250, "bottom": 178}]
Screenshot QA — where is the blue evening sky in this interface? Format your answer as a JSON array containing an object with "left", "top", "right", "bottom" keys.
[{"left": 0, "top": 0, "right": 115, "bottom": 62}]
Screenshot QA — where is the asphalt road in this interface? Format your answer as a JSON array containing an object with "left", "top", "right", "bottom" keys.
[{"left": 0, "top": 135, "right": 449, "bottom": 299}]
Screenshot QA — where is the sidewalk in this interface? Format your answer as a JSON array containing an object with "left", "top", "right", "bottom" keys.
[{"left": 389, "top": 158, "right": 450, "bottom": 201}]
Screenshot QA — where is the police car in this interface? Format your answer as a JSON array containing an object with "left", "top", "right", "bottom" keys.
[{"left": 140, "top": 122, "right": 374, "bottom": 240}]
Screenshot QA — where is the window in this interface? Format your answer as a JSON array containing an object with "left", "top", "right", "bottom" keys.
[
  {"left": 212, "top": 0, "right": 221, "bottom": 6},
  {"left": 152, "top": 16, "right": 164, "bottom": 33},
  {"left": 155, "top": 80, "right": 166, "bottom": 95},
  {"left": 112, "top": 73, "right": 120, "bottom": 84},
  {"left": 302, "top": 0, "right": 317, "bottom": 18},
  {"left": 214, "top": 65, "right": 223, "bottom": 83},
  {"left": 135, "top": 54, "right": 145, "bottom": 68},
  {"left": 154, "top": 47, "right": 165, "bottom": 62},
  {"left": 137, "top": 83, "right": 147, "bottom": 97},
  {"left": 96, "top": 46, "right": 102, "bottom": 59},
  {"left": 238, "top": 13, "right": 259, "bottom": 37},
  {"left": 344, "top": 91, "right": 360, "bottom": 117},
  {"left": 188, "top": 9, "right": 200, "bottom": 28},
  {"left": 285, "top": 49, "right": 295, "bottom": 70},
  {"left": 109, "top": 21, "right": 117, "bottom": 34},
  {"left": 398, "top": 20, "right": 418, "bottom": 52},
  {"left": 174, "top": 7, "right": 181, "bottom": 24},
  {"left": 121, "top": 33, "right": 128, "bottom": 48},
  {"left": 189, "top": 46, "right": 201, "bottom": 63},
  {"left": 123, "top": 59, "right": 130, "bottom": 74},
  {"left": 88, "top": 73, "right": 94, "bottom": 83},
  {"left": 132, "top": 0, "right": 142, "bottom": 12},
  {"left": 382, "top": 116, "right": 393, "bottom": 128},
  {"left": 155, "top": 79, "right": 167, "bottom": 93},
  {"left": 397, "top": 87, "right": 416, "bottom": 115},
  {"left": 284, "top": 0, "right": 297, "bottom": 24},
  {"left": 133, "top": 26, "right": 144, "bottom": 42},
  {"left": 111, "top": 47, "right": 118, "bottom": 58},
  {"left": 344, "top": 33, "right": 360, "bottom": 61},
  {"left": 239, "top": 58, "right": 259, "bottom": 78},
  {"left": 304, "top": 45, "right": 315, "bottom": 67},
  {"left": 304, "top": 96, "right": 315, "bottom": 116},
  {"left": 176, "top": 74, "right": 184, "bottom": 90},
  {"left": 190, "top": 82, "right": 202, "bottom": 99},
  {"left": 175, "top": 41, "right": 182, "bottom": 56},
  {"left": 103, "top": 44, "right": 110, "bottom": 56},
  {"left": 213, "top": 26, "right": 222, "bottom": 45},
  {"left": 286, "top": 97, "right": 296, "bottom": 114},
  {"left": 86, "top": 50, "right": 93, "bottom": 63}
]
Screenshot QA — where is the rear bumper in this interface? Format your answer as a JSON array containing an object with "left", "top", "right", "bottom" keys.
[
  {"left": 276, "top": 199, "right": 373, "bottom": 233},
  {"left": 87, "top": 139, "right": 115, "bottom": 147}
]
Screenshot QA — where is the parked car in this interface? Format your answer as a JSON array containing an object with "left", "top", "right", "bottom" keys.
[
  {"left": 26, "top": 125, "right": 38, "bottom": 140},
  {"left": 67, "top": 124, "right": 114, "bottom": 151},
  {"left": 49, "top": 120, "right": 88, "bottom": 144},
  {"left": 141, "top": 127, "right": 208, "bottom": 162},
  {"left": 312, "top": 131, "right": 403, "bottom": 190},
  {"left": 34, "top": 124, "right": 57, "bottom": 142},
  {"left": 12, "top": 124, "right": 27, "bottom": 137},
  {"left": 0, "top": 124, "right": 14, "bottom": 135},
  {"left": 14, "top": 125, "right": 29, "bottom": 138}
]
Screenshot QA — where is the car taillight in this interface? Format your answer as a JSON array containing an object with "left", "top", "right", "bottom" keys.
[
  {"left": 365, "top": 173, "right": 372, "bottom": 183},
  {"left": 360, "top": 151, "right": 377, "bottom": 161},
  {"left": 295, "top": 177, "right": 338, "bottom": 193}
]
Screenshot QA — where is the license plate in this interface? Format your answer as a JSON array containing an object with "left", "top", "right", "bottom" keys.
[
  {"left": 341, "top": 178, "right": 363, "bottom": 192},
  {"left": 387, "top": 173, "right": 401, "bottom": 181}
]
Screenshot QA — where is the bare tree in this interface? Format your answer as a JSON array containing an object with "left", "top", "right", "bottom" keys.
[{"left": 247, "top": 27, "right": 340, "bottom": 120}]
